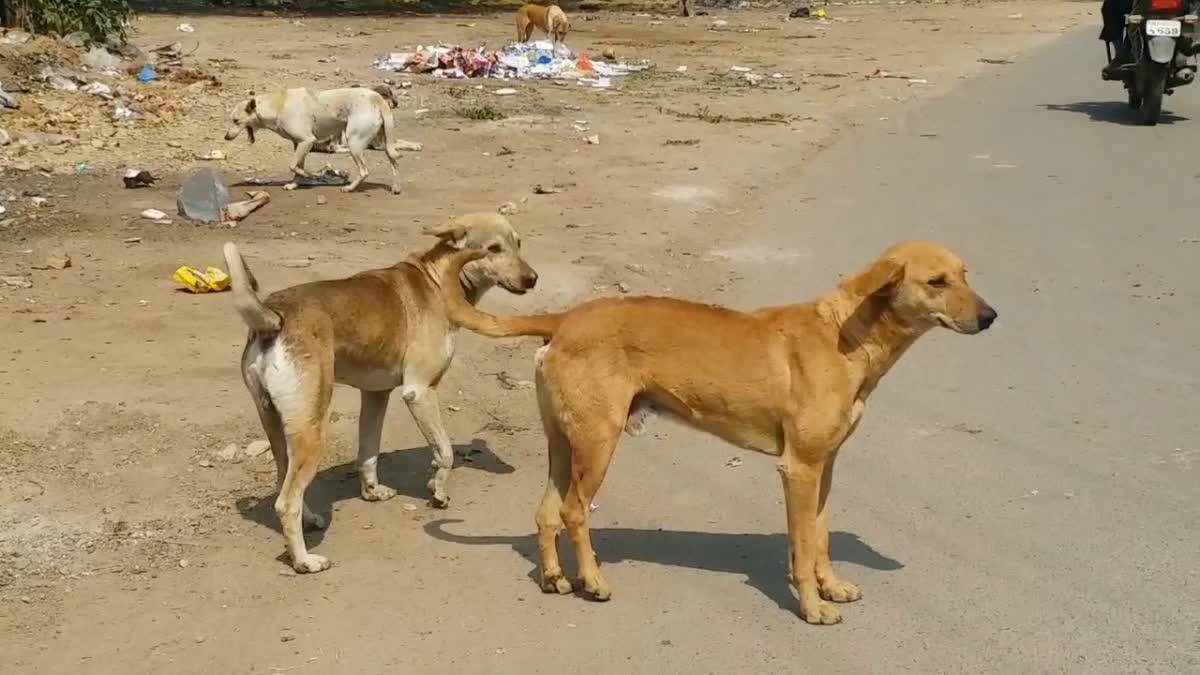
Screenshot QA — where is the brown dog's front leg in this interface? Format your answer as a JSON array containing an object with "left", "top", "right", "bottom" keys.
[
  {"left": 778, "top": 454, "right": 841, "bottom": 625},
  {"left": 814, "top": 451, "right": 862, "bottom": 603}
]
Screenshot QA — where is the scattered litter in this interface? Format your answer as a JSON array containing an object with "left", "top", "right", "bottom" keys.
[
  {"left": 0, "top": 30, "right": 32, "bottom": 45},
  {"left": 532, "top": 184, "right": 561, "bottom": 195},
  {"left": 665, "top": 138, "right": 700, "bottom": 146},
  {"left": 375, "top": 40, "right": 648, "bottom": 86},
  {"left": 81, "top": 82, "right": 113, "bottom": 99},
  {"left": 218, "top": 443, "right": 239, "bottom": 461},
  {"left": 173, "top": 266, "right": 231, "bottom": 293},
  {"left": 30, "top": 197, "right": 48, "bottom": 208},
  {"left": 123, "top": 169, "right": 158, "bottom": 189},
  {"left": 195, "top": 149, "right": 227, "bottom": 161},
  {"left": 0, "top": 88, "right": 16, "bottom": 109},
  {"left": 868, "top": 68, "right": 923, "bottom": 81},
  {"left": 141, "top": 208, "right": 170, "bottom": 223},
  {"left": 675, "top": 65, "right": 687, "bottom": 74},
  {"left": 493, "top": 87, "right": 517, "bottom": 96},
  {"left": 1007, "top": 13, "right": 1023, "bottom": 20},
  {"left": 978, "top": 58, "right": 1014, "bottom": 65},
  {"left": 176, "top": 168, "right": 233, "bottom": 224},
  {"left": 992, "top": 163, "right": 1017, "bottom": 169},
  {"left": 789, "top": 6, "right": 812, "bottom": 18},
  {"left": 908, "top": 78, "right": 929, "bottom": 85},
  {"left": 316, "top": 195, "right": 328, "bottom": 206},
  {"left": 123, "top": 237, "right": 142, "bottom": 244},
  {"left": 113, "top": 106, "right": 136, "bottom": 120},
  {"left": 730, "top": 66, "right": 752, "bottom": 73},
  {"left": 617, "top": 281, "right": 631, "bottom": 293},
  {"left": 725, "top": 457, "right": 743, "bottom": 468},
  {"left": 244, "top": 440, "right": 272, "bottom": 458},
  {"left": 177, "top": 23, "right": 196, "bottom": 32},
  {"left": 402, "top": 503, "right": 419, "bottom": 511},
  {"left": 317, "top": 56, "right": 337, "bottom": 63},
  {"left": 221, "top": 191, "right": 270, "bottom": 224},
  {"left": 494, "top": 371, "right": 534, "bottom": 390},
  {"left": 498, "top": 201, "right": 518, "bottom": 215},
  {"left": 47, "top": 75, "right": 78, "bottom": 92},
  {"left": 710, "top": 19, "right": 729, "bottom": 28},
  {"left": 584, "top": 134, "right": 600, "bottom": 145},
  {"left": 81, "top": 47, "right": 121, "bottom": 73},
  {"left": 281, "top": 259, "right": 313, "bottom": 268},
  {"left": 137, "top": 63, "right": 158, "bottom": 83},
  {"left": 1, "top": 276, "right": 33, "bottom": 289}
]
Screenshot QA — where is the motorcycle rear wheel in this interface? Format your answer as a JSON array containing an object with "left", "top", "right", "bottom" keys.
[{"left": 1140, "top": 62, "right": 1168, "bottom": 126}]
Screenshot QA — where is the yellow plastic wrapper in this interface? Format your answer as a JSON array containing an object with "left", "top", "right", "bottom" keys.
[{"left": 173, "top": 266, "right": 231, "bottom": 293}]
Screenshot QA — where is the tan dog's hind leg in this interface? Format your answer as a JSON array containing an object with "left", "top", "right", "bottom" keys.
[
  {"left": 534, "top": 347, "right": 574, "bottom": 595},
  {"left": 277, "top": 425, "right": 332, "bottom": 573},
  {"left": 357, "top": 390, "right": 397, "bottom": 502},
  {"left": 778, "top": 444, "right": 841, "bottom": 625},
  {"left": 403, "top": 385, "right": 455, "bottom": 509}
]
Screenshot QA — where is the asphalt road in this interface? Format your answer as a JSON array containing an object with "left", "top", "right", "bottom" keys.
[{"left": 468, "top": 29, "right": 1198, "bottom": 672}]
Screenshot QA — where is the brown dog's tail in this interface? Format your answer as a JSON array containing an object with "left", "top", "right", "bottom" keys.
[
  {"left": 222, "top": 242, "right": 282, "bottom": 334},
  {"left": 441, "top": 250, "right": 563, "bottom": 338}
]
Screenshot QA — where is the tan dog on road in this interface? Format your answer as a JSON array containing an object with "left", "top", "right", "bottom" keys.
[
  {"left": 222, "top": 213, "right": 538, "bottom": 573},
  {"left": 439, "top": 242, "right": 997, "bottom": 624},
  {"left": 224, "top": 87, "right": 405, "bottom": 194},
  {"left": 516, "top": 4, "right": 571, "bottom": 44}
]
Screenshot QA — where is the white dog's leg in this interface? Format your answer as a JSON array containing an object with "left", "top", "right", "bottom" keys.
[
  {"left": 356, "top": 389, "right": 396, "bottom": 502},
  {"left": 384, "top": 140, "right": 402, "bottom": 195},
  {"left": 286, "top": 137, "right": 316, "bottom": 190},
  {"left": 402, "top": 383, "right": 454, "bottom": 509}
]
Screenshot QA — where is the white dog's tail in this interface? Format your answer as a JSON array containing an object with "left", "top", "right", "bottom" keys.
[
  {"left": 377, "top": 94, "right": 398, "bottom": 156},
  {"left": 222, "top": 242, "right": 282, "bottom": 334}
]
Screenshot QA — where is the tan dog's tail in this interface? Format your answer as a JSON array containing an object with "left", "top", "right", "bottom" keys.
[
  {"left": 222, "top": 242, "right": 282, "bottom": 334},
  {"left": 441, "top": 249, "right": 563, "bottom": 338}
]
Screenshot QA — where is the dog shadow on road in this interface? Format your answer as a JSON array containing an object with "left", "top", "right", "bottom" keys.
[
  {"left": 234, "top": 438, "right": 514, "bottom": 546},
  {"left": 424, "top": 519, "right": 904, "bottom": 612},
  {"left": 1041, "top": 101, "right": 1188, "bottom": 125}
]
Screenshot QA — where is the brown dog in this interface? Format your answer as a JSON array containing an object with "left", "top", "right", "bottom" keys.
[
  {"left": 438, "top": 241, "right": 996, "bottom": 624},
  {"left": 516, "top": 3, "right": 570, "bottom": 44},
  {"left": 222, "top": 213, "right": 538, "bottom": 573}
]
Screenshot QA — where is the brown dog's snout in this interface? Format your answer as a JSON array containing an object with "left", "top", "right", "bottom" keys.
[{"left": 977, "top": 303, "right": 998, "bottom": 331}]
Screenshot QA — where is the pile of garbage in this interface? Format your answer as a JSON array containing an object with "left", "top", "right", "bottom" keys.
[{"left": 375, "top": 41, "right": 649, "bottom": 87}]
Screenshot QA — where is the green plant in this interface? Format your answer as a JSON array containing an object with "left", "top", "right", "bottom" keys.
[
  {"left": 456, "top": 103, "right": 506, "bottom": 121},
  {"left": 20, "top": 0, "right": 135, "bottom": 44}
]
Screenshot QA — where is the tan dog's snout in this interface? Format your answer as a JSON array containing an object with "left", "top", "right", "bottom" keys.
[{"left": 975, "top": 300, "right": 998, "bottom": 332}]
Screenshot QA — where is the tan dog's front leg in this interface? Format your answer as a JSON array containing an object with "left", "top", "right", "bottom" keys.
[
  {"left": 284, "top": 137, "right": 316, "bottom": 190},
  {"left": 356, "top": 389, "right": 397, "bottom": 502},
  {"left": 778, "top": 454, "right": 841, "bottom": 625},
  {"left": 815, "top": 451, "right": 862, "bottom": 604},
  {"left": 402, "top": 385, "right": 455, "bottom": 508}
]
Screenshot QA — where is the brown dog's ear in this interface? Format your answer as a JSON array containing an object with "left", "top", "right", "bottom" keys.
[
  {"left": 842, "top": 259, "right": 905, "bottom": 298},
  {"left": 422, "top": 221, "right": 468, "bottom": 249}
]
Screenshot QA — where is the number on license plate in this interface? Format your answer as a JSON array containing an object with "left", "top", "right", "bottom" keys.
[{"left": 1146, "top": 20, "right": 1183, "bottom": 37}]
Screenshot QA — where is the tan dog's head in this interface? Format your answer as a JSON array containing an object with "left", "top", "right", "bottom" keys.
[
  {"left": 549, "top": 6, "right": 571, "bottom": 39},
  {"left": 424, "top": 213, "right": 538, "bottom": 295},
  {"left": 844, "top": 241, "right": 997, "bottom": 335},
  {"left": 224, "top": 96, "right": 260, "bottom": 144}
]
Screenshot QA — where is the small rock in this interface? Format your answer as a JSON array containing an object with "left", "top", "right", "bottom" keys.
[
  {"left": 498, "top": 201, "right": 518, "bottom": 216},
  {"left": 493, "top": 88, "right": 517, "bottom": 96},
  {"left": 141, "top": 208, "right": 170, "bottom": 222},
  {"left": 194, "top": 635, "right": 205, "bottom": 644},
  {"left": 602, "top": 48, "right": 617, "bottom": 60},
  {"left": 282, "top": 259, "right": 312, "bottom": 268},
  {"left": 1, "top": 276, "right": 32, "bottom": 289},
  {"left": 178, "top": 559, "right": 190, "bottom": 569},
  {"left": 281, "top": 635, "right": 295, "bottom": 643},
  {"left": 725, "top": 457, "right": 743, "bottom": 468},
  {"left": 402, "top": 503, "right": 418, "bottom": 511},
  {"left": 218, "top": 443, "right": 239, "bottom": 461},
  {"left": 20, "top": 596, "right": 32, "bottom": 604},
  {"left": 616, "top": 282, "right": 631, "bottom": 294},
  {"left": 316, "top": 195, "right": 328, "bottom": 206},
  {"left": 197, "top": 460, "right": 213, "bottom": 469},
  {"left": 244, "top": 440, "right": 272, "bottom": 458},
  {"left": 585, "top": 135, "right": 600, "bottom": 146},
  {"left": 167, "top": 141, "right": 183, "bottom": 148},
  {"left": 0, "top": 128, "right": 9, "bottom": 146},
  {"left": 123, "top": 237, "right": 142, "bottom": 244},
  {"left": 45, "top": 252, "right": 71, "bottom": 270},
  {"left": 30, "top": 197, "right": 49, "bottom": 208}
]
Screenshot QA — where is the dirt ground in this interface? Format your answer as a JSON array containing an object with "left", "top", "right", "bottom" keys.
[{"left": 0, "top": 2, "right": 1087, "bottom": 672}]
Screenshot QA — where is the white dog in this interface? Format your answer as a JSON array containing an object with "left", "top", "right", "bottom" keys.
[{"left": 224, "top": 87, "right": 407, "bottom": 193}]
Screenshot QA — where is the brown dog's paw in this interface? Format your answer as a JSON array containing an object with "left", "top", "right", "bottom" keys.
[
  {"left": 541, "top": 574, "right": 573, "bottom": 595},
  {"left": 799, "top": 601, "right": 842, "bottom": 625},
  {"left": 819, "top": 579, "right": 862, "bottom": 603}
]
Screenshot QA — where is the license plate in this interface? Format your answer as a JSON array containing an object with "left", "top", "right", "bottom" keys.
[{"left": 1146, "top": 19, "right": 1182, "bottom": 37}]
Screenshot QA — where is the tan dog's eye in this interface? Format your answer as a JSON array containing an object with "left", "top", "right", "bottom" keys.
[
  {"left": 488, "top": 243, "right": 503, "bottom": 254},
  {"left": 927, "top": 276, "right": 948, "bottom": 288}
]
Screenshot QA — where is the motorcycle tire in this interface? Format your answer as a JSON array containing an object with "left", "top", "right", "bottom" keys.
[
  {"left": 1140, "top": 62, "right": 1168, "bottom": 126},
  {"left": 1128, "top": 86, "right": 1143, "bottom": 110}
]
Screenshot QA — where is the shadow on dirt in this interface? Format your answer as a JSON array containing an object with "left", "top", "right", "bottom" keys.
[
  {"left": 1041, "top": 100, "right": 1188, "bottom": 126},
  {"left": 234, "top": 437, "right": 514, "bottom": 544},
  {"left": 423, "top": 518, "right": 904, "bottom": 612}
]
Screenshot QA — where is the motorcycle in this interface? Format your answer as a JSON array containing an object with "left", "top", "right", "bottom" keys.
[{"left": 1103, "top": 0, "right": 1200, "bottom": 125}]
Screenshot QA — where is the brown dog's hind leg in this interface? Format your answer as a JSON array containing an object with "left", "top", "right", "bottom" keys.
[
  {"left": 534, "top": 347, "right": 573, "bottom": 595},
  {"left": 277, "top": 425, "right": 332, "bottom": 573}
]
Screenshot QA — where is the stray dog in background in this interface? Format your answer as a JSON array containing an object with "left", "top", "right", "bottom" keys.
[
  {"left": 516, "top": 4, "right": 571, "bottom": 44},
  {"left": 224, "top": 87, "right": 405, "bottom": 194},
  {"left": 222, "top": 213, "right": 539, "bottom": 573},
  {"left": 440, "top": 242, "right": 997, "bottom": 625}
]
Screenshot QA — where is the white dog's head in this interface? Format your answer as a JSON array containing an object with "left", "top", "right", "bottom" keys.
[{"left": 224, "top": 96, "right": 261, "bottom": 144}]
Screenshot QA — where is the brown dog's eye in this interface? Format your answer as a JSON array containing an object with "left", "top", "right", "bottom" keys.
[
  {"left": 488, "top": 244, "right": 503, "bottom": 254},
  {"left": 927, "top": 276, "right": 948, "bottom": 288}
]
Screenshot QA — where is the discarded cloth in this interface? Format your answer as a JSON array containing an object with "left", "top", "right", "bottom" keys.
[{"left": 375, "top": 41, "right": 648, "bottom": 85}]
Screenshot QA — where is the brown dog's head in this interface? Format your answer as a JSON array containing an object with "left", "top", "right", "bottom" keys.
[
  {"left": 843, "top": 241, "right": 997, "bottom": 335},
  {"left": 224, "top": 96, "right": 260, "bottom": 144},
  {"left": 424, "top": 213, "right": 538, "bottom": 295}
]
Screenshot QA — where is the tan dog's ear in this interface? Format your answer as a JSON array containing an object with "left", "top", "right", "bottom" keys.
[
  {"left": 843, "top": 259, "right": 904, "bottom": 298},
  {"left": 246, "top": 97, "right": 256, "bottom": 113},
  {"left": 422, "top": 221, "right": 468, "bottom": 249}
]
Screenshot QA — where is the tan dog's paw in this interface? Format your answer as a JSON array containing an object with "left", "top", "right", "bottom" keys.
[
  {"left": 580, "top": 576, "right": 612, "bottom": 602},
  {"left": 361, "top": 484, "right": 397, "bottom": 502},
  {"left": 541, "top": 574, "right": 573, "bottom": 595},
  {"left": 799, "top": 600, "right": 842, "bottom": 625},
  {"left": 292, "top": 554, "right": 332, "bottom": 574},
  {"left": 819, "top": 579, "right": 862, "bottom": 603},
  {"left": 302, "top": 512, "right": 327, "bottom": 532}
]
